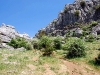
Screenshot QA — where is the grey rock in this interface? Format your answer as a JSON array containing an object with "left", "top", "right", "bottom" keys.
[
  {"left": 75, "top": 28, "right": 83, "bottom": 37},
  {"left": 16, "top": 47, "right": 26, "bottom": 51},
  {"left": 0, "top": 23, "right": 31, "bottom": 43},
  {"left": 36, "top": 0, "right": 100, "bottom": 37},
  {"left": 1, "top": 43, "right": 14, "bottom": 50},
  {"left": 92, "top": 24, "right": 100, "bottom": 37}
]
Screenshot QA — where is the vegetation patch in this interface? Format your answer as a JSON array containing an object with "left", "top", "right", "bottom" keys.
[
  {"left": 53, "top": 37, "right": 62, "bottom": 50},
  {"left": 94, "top": 4, "right": 100, "bottom": 10},
  {"left": 39, "top": 36, "right": 55, "bottom": 56},
  {"left": 86, "top": 34, "right": 96, "bottom": 42},
  {"left": 95, "top": 54, "right": 100, "bottom": 65},
  {"left": 74, "top": 10, "right": 80, "bottom": 16},
  {"left": 66, "top": 39, "right": 86, "bottom": 58},
  {"left": 80, "top": 0, "right": 86, "bottom": 8},
  {"left": 8, "top": 37, "right": 32, "bottom": 50}
]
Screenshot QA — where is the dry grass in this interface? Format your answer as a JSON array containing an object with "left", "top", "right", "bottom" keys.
[{"left": 0, "top": 39, "right": 100, "bottom": 75}]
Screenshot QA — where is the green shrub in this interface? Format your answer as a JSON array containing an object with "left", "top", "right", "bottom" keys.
[
  {"left": 25, "top": 43, "right": 33, "bottom": 50},
  {"left": 38, "top": 30, "right": 46, "bottom": 39},
  {"left": 62, "top": 37, "right": 79, "bottom": 50},
  {"left": 74, "top": 10, "right": 80, "bottom": 16},
  {"left": 66, "top": 39, "right": 86, "bottom": 58},
  {"left": 80, "top": 0, "right": 86, "bottom": 8},
  {"left": 64, "top": 7, "right": 68, "bottom": 13},
  {"left": 8, "top": 37, "right": 32, "bottom": 50},
  {"left": 8, "top": 38, "right": 18, "bottom": 48},
  {"left": 82, "top": 31, "right": 89, "bottom": 36},
  {"left": 91, "top": 21, "right": 98, "bottom": 27},
  {"left": 31, "top": 39, "right": 39, "bottom": 49},
  {"left": 39, "top": 36, "right": 54, "bottom": 56},
  {"left": 95, "top": 54, "right": 100, "bottom": 65},
  {"left": 72, "top": 31, "right": 76, "bottom": 37},
  {"left": 95, "top": 4, "right": 100, "bottom": 10},
  {"left": 86, "top": 34, "right": 96, "bottom": 42},
  {"left": 66, "top": 31, "right": 71, "bottom": 37},
  {"left": 54, "top": 37, "right": 62, "bottom": 50},
  {"left": 74, "top": 22, "right": 79, "bottom": 25}
]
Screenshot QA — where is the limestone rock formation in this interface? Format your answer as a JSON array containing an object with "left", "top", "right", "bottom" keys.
[
  {"left": 0, "top": 23, "right": 31, "bottom": 49},
  {"left": 0, "top": 23, "right": 19, "bottom": 43},
  {"left": 0, "top": 23, "right": 31, "bottom": 43},
  {"left": 36, "top": 0, "right": 100, "bottom": 37},
  {"left": 92, "top": 23, "right": 100, "bottom": 37}
]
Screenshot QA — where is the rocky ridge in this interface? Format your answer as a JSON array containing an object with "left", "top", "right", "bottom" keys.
[
  {"left": 0, "top": 23, "right": 31, "bottom": 49},
  {"left": 36, "top": 0, "right": 100, "bottom": 37}
]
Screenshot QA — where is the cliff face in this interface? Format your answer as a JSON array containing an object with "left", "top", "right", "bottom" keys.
[{"left": 36, "top": 0, "right": 100, "bottom": 37}]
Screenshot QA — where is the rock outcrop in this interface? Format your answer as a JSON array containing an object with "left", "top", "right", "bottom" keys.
[
  {"left": 92, "top": 23, "right": 100, "bottom": 37},
  {"left": 36, "top": 0, "right": 100, "bottom": 37},
  {"left": 0, "top": 23, "right": 19, "bottom": 43},
  {"left": 0, "top": 23, "right": 31, "bottom": 43},
  {"left": 0, "top": 23, "right": 31, "bottom": 49}
]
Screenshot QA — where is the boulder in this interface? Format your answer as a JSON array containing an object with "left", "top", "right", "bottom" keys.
[
  {"left": 75, "top": 28, "right": 83, "bottom": 37},
  {"left": 91, "top": 23, "right": 100, "bottom": 37},
  {"left": 0, "top": 43, "right": 14, "bottom": 50},
  {"left": 16, "top": 47, "right": 26, "bottom": 51}
]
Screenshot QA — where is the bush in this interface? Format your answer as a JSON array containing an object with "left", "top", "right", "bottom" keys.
[
  {"left": 8, "top": 38, "right": 18, "bottom": 48},
  {"left": 82, "top": 31, "right": 89, "bottom": 36},
  {"left": 95, "top": 54, "right": 100, "bottom": 65},
  {"left": 54, "top": 37, "right": 62, "bottom": 50},
  {"left": 25, "top": 43, "right": 33, "bottom": 50},
  {"left": 66, "top": 39, "right": 86, "bottom": 58},
  {"left": 64, "top": 7, "right": 68, "bottom": 13},
  {"left": 31, "top": 39, "right": 39, "bottom": 49},
  {"left": 38, "top": 30, "right": 46, "bottom": 39},
  {"left": 74, "top": 22, "right": 79, "bottom": 25},
  {"left": 91, "top": 21, "right": 98, "bottom": 27},
  {"left": 39, "top": 36, "right": 54, "bottom": 56},
  {"left": 62, "top": 37, "right": 79, "bottom": 50},
  {"left": 66, "top": 31, "right": 71, "bottom": 37},
  {"left": 72, "top": 31, "right": 76, "bottom": 37},
  {"left": 8, "top": 37, "right": 32, "bottom": 50},
  {"left": 95, "top": 4, "right": 100, "bottom": 10},
  {"left": 86, "top": 34, "right": 96, "bottom": 42},
  {"left": 74, "top": 10, "right": 80, "bottom": 16},
  {"left": 80, "top": 0, "right": 86, "bottom": 8}
]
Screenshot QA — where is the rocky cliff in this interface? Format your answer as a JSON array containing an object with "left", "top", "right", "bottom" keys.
[{"left": 35, "top": 0, "right": 100, "bottom": 37}]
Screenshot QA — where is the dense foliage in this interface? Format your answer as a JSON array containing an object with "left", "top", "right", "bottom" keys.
[
  {"left": 31, "top": 39, "right": 39, "bottom": 49},
  {"left": 66, "top": 39, "right": 86, "bottom": 58},
  {"left": 95, "top": 54, "right": 100, "bottom": 65},
  {"left": 8, "top": 37, "right": 32, "bottom": 50},
  {"left": 54, "top": 37, "right": 62, "bottom": 50},
  {"left": 80, "top": 0, "right": 86, "bottom": 8},
  {"left": 39, "top": 36, "right": 55, "bottom": 56},
  {"left": 74, "top": 10, "right": 80, "bottom": 16},
  {"left": 86, "top": 34, "right": 96, "bottom": 42}
]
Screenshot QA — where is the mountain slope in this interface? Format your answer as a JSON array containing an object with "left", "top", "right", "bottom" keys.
[{"left": 35, "top": 0, "right": 100, "bottom": 37}]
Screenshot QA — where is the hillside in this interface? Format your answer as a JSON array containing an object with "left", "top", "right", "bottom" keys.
[
  {"left": 0, "top": 39, "right": 100, "bottom": 75},
  {"left": 0, "top": 0, "right": 100, "bottom": 75},
  {"left": 35, "top": 0, "right": 100, "bottom": 37}
]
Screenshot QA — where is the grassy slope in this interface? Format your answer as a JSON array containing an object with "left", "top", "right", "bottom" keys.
[{"left": 0, "top": 40, "right": 100, "bottom": 75}]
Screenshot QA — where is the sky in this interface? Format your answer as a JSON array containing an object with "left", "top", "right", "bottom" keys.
[{"left": 0, "top": 0, "right": 74, "bottom": 37}]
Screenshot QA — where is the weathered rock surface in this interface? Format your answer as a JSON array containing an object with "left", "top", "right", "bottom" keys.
[
  {"left": 92, "top": 23, "right": 100, "bottom": 37},
  {"left": 0, "top": 43, "right": 14, "bottom": 50},
  {"left": 36, "top": 0, "right": 100, "bottom": 37},
  {"left": 0, "top": 23, "right": 31, "bottom": 49},
  {"left": 0, "top": 23, "right": 31, "bottom": 43},
  {"left": 0, "top": 23, "right": 19, "bottom": 43}
]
